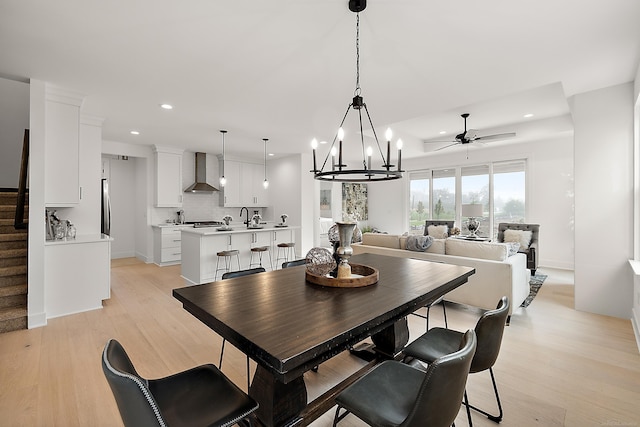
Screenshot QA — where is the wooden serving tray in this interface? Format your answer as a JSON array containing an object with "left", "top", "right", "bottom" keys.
[{"left": 305, "top": 263, "right": 379, "bottom": 288}]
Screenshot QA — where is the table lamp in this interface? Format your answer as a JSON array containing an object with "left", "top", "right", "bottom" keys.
[{"left": 462, "top": 203, "right": 483, "bottom": 238}]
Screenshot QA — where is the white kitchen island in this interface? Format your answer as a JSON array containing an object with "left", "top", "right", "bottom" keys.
[{"left": 181, "top": 225, "right": 299, "bottom": 285}]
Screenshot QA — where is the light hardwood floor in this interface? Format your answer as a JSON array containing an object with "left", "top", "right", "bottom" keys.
[{"left": 0, "top": 260, "right": 638, "bottom": 426}]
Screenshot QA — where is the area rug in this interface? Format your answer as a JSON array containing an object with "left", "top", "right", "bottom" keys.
[{"left": 520, "top": 274, "right": 548, "bottom": 308}]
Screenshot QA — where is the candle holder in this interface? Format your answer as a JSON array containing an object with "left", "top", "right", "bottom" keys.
[{"left": 336, "top": 222, "right": 357, "bottom": 278}]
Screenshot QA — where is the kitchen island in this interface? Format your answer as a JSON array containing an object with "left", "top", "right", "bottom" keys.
[{"left": 181, "top": 225, "right": 299, "bottom": 285}]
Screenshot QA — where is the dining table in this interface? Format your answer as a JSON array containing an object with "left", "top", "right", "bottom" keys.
[{"left": 173, "top": 252, "right": 475, "bottom": 427}]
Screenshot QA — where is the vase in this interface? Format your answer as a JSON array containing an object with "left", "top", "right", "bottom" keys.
[{"left": 336, "top": 222, "right": 357, "bottom": 278}]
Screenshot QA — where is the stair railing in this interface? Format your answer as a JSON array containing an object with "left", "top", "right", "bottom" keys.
[{"left": 14, "top": 129, "right": 28, "bottom": 230}]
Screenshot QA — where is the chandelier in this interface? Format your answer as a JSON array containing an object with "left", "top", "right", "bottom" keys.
[{"left": 310, "top": 0, "right": 403, "bottom": 182}]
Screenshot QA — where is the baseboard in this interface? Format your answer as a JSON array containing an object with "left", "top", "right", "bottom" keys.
[
  {"left": 28, "top": 312, "right": 47, "bottom": 329},
  {"left": 633, "top": 307, "right": 640, "bottom": 354},
  {"left": 111, "top": 250, "right": 136, "bottom": 259},
  {"left": 539, "top": 259, "right": 574, "bottom": 270}
]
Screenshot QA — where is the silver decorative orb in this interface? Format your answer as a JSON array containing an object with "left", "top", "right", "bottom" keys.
[{"left": 305, "top": 247, "right": 336, "bottom": 276}]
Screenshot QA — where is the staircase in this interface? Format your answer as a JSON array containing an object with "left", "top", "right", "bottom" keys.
[{"left": 0, "top": 190, "right": 28, "bottom": 333}]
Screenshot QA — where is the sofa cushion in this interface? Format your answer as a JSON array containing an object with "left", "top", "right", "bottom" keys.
[
  {"left": 398, "top": 236, "right": 445, "bottom": 254},
  {"left": 445, "top": 238, "right": 508, "bottom": 261},
  {"left": 361, "top": 233, "right": 400, "bottom": 249},
  {"left": 427, "top": 225, "right": 449, "bottom": 239},
  {"left": 503, "top": 229, "right": 533, "bottom": 250}
]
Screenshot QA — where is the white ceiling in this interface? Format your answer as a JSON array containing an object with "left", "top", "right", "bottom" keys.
[{"left": 1, "top": 0, "right": 639, "bottom": 163}]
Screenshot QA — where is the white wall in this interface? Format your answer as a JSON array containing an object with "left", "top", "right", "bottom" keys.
[
  {"left": 0, "top": 77, "right": 29, "bottom": 188},
  {"left": 367, "top": 133, "right": 575, "bottom": 270},
  {"left": 571, "top": 82, "right": 634, "bottom": 319}
]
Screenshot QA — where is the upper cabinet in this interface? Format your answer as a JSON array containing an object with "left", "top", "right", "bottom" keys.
[
  {"left": 44, "top": 86, "right": 84, "bottom": 207},
  {"left": 154, "top": 146, "right": 184, "bottom": 207},
  {"left": 219, "top": 159, "right": 269, "bottom": 207}
]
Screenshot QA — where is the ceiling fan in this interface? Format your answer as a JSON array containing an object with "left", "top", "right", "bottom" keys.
[{"left": 426, "top": 113, "right": 516, "bottom": 151}]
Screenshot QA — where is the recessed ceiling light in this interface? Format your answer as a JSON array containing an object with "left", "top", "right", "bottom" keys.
[
  {"left": 439, "top": 131, "right": 447, "bottom": 135},
  {"left": 160, "top": 104, "right": 173, "bottom": 110},
  {"left": 130, "top": 130, "right": 140, "bottom": 135},
  {"left": 523, "top": 113, "right": 534, "bottom": 118},
  {"left": 319, "top": 140, "right": 328, "bottom": 144},
  {"left": 268, "top": 153, "right": 274, "bottom": 157}
]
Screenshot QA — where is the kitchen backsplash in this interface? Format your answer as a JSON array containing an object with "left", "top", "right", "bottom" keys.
[{"left": 159, "top": 191, "right": 263, "bottom": 223}]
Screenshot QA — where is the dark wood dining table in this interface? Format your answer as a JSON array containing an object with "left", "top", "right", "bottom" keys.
[{"left": 173, "top": 253, "right": 474, "bottom": 427}]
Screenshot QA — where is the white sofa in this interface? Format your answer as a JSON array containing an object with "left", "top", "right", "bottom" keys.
[{"left": 352, "top": 233, "right": 531, "bottom": 316}]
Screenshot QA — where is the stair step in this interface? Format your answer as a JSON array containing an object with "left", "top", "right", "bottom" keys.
[
  {"left": 0, "top": 233, "right": 27, "bottom": 242},
  {"left": 0, "top": 265, "right": 27, "bottom": 278},
  {"left": 0, "top": 293, "right": 27, "bottom": 309},
  {"left": 0, "top": 248, "right": 27, "bottom": 258},
  {"left": 0, "top": 306, "right": 27, "bottom": 333},
  {"left": 0, "top": 274, "right": 27, "bottom": 287},
  {"left": 0, "top": 284, "right": 27, "bottom": 298},
  {"left": 0, "top": 240, "right": 27, "bottom": 251}
]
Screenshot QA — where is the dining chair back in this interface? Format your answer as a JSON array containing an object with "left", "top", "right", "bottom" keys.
[
  {"left": 102, "top": 339, "right": 258, "bottom": 427},
  {"left": 333, "top": 329, "right": 477, "bottom": 427}
]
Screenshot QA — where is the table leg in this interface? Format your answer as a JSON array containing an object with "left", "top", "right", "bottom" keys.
[
  {"left": 249, "top": 365, "right": 307, "bottom": 427},
  {"left": 370, "top": 317, "right": 409, "bottom": 357}
]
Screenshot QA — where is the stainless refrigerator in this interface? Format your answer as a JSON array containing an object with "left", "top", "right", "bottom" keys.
[{"left": 101, "top": 178, "right": 111, "bottom": 236}]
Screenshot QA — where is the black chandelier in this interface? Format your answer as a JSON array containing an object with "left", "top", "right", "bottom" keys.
[{"left": 310, "top": 0, "right": 403, "bottom": 182}]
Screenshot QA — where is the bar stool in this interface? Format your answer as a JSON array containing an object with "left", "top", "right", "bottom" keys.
[
  {"left": 275, "top": 242, "right": 296, "bottom": 269},
  {"left": 215, "top": 249, "right": 240, "bottom": 280},
  {"left": 249, "top": 246, "right": 272, "bottom": 270}
]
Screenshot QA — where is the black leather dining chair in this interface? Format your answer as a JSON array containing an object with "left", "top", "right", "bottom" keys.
[
  {"left": 403, "top": 296, "right": 510, "bottom": 426},
  {"left": 102, "top": 339, "right": 258, "bottom": 427},
  {"left": 333, "top": 329, "right": 477, "bottom": 427},
  {"left": 220, "top": 267, "right": 266, "bottom": 391},
  {"left": 281, "top": 259, "right": 306, "bottom": 269}
]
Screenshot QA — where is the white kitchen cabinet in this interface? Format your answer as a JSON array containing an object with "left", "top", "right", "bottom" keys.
[
  {"left": 44, "top": 87, "right": 83, "bottom": 207},
  {"left": 44, "top": 235, "right": 112, "bottom": 318},
  {"left": 154, "top": 146, "right": 183, "bottom": 207},
  {"left": 220, "top": 160, "right": 269, "bottom": 207},
  {"left": 153, "top": 225, "right": 192, "bottom": 266},
  {"left": 181, "top": 231, "right": 231, "bottom": 285},
  {"left": 220, "top": 160, "right": 242, "bottom": 206}
]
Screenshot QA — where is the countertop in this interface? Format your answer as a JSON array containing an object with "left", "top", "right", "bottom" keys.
[
  {"left": 45, "top": 233, "right": 113, "bottom": 245},
  {"left": 182, "top": 225, "right": 298, "bottom": 236}
]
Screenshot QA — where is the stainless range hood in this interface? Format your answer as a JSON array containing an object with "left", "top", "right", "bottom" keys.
[{"left": 184, "top": 152, "right": 219, "bottom": 192}]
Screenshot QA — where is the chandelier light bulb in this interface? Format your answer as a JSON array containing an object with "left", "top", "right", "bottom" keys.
[
  {"left": 396, "top": 139, "right": 403, "bottom": 150},
  {"left": 385, "top": 128, "right": 393, "bottom": 141},
  {"left": 311, "top": 138, "right": 318, "bottom": 149},
  {"left": 338, "top": 127, "right": 345, "bottom": 141}
]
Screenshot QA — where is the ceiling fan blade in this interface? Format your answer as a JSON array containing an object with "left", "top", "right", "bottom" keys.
[
  {"left": 434, "top": 142, "right": 461, "bottom": 151},
  {"left": 424, "top": 139, "right": 457, "bottom": 144},
  {"left": 473, "top": 132, "right": 516, "bottom": 142}
]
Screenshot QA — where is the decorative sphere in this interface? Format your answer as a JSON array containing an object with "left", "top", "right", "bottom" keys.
[{"left": 305, "top": 247, "right": 336, "bottom": 276}]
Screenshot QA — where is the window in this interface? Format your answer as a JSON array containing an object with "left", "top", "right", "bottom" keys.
[
  {"left": 461, "top": 165, "right": 489, "bottom": 237},
  {"left": 409, "top": 171, "right": 430, "bottom": 234},
  {"left": 432, "top": 169, "right": 456, "bottom": 220},
  {"left": 408, "top": 160, "right": 527, "bottom": 237},
  {"left": 492, "top": 161, "right": 526, "bottom": 238}
]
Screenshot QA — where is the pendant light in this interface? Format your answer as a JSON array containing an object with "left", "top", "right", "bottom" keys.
[
  {"left": 262, "top": 138, "right": 269, "bottom": 189},
  {"left": 310, "top": 0, "right": 403, "bottom": 182},
  {"left": 219, "top": 130, "right": 227, "bottom": 187}
]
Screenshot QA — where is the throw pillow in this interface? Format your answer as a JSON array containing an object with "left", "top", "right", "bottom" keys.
[
  {"left": 503, "top": 229, "right": 532, "bottom": 250},
  {"left": 427, "top": 225, "right": 449, "bottom": 239},
  {"left": 505, "top": 241, "right": 521, "bottom": 256}
]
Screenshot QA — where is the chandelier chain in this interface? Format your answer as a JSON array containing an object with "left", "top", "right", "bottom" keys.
[{"left": 354, "top": 13, "right": 361, "bottom": 97}]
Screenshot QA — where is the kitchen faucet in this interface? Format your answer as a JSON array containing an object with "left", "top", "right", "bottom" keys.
[{"left": 240, "top": 207, "right": 249, "bottom": 228}]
